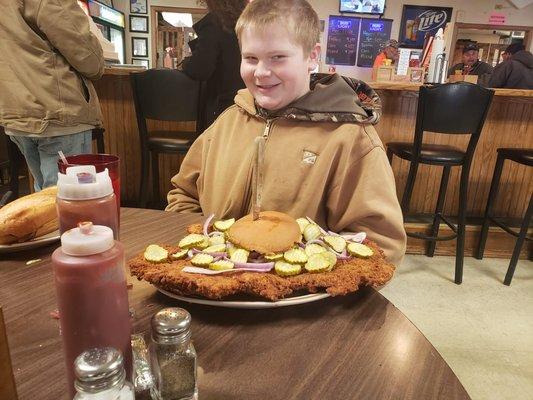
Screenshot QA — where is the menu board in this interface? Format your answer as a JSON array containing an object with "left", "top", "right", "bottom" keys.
[
  {"left": 325, "top": 16, "right": 360, "bottom": 66},
  {"left": 356, "top": 18, "right": 392, "bottom": 68}
]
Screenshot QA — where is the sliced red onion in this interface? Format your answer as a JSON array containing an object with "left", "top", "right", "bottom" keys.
[
  {"left": 208, "top": 231, "right": 224, "bottom": 237},
  {"left": 223, "top": 257, "right": 274, "bottom": 271},
  {"left": 187, "top": 249, "right": 195, "bottom": 259},
  {"left": 182, "top": 266, "right": 271, "bottom": 275},
  {"left": 341, "top": 232, "right": 366, "bottom": 243},
  {"left": 203, "top": 213, "right": 215, "bottom": 236},
  {"left": 327, "top": 230, "right": 341, "bottom": 236},
  {"left": 306, "top": 239, "right": 326, "bottom": 246}
]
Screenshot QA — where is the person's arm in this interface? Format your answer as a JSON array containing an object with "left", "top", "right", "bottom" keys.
[
  {"left": 488, "top": 62, "right": 510, "bottom": 88},
  {"left": 166, "top": 134, "right": 207, "bottom": 213},
  {"left": 35, "top": 0, "right": 104, "bottom": 80},
  {"left": 181, "top": 20, "right": 220, "bottom": 81},
  {"left": 326, "top": 143, "right": 406, "bottom": 266}
]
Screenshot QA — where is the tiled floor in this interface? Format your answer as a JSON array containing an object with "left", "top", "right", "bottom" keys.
[{"left": 380, "top": 254, "right": 533, "bottom": 400}]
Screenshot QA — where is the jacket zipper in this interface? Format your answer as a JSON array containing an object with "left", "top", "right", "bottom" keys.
[{"left": 240, "top": 118, "right": 275, "bottom": 216}]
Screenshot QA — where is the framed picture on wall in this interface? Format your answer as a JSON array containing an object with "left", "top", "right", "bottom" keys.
[
  {"left": 132, "top": 58, "right": 149, "bottom": 68},
  {"left": 130, "top": 15, "right": 148, "bottom": 33},
  {"left": 130, "top": 0, "right": 147, "bottom": 14},
  {"left": 399, "top": 5, "right": 453, "bottom": 48},
  {"left": 132, "top": 37, "right": 148, "bottom": 57}
]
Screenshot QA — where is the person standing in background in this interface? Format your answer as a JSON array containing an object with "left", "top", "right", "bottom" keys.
[
  {"left": 489, "top": 43, "right": 533, "bottom": 89},
  {"left": 372, "top": 39, "right": 399, "bottom": 80},
  {"left": 0, "top": 0, "right": 104, "bottom": 192},
  {"left": 447, "top": 42, "right": 493, "bottom": 86},
  {"left": 181, "top": 0, "right": 248, "bottom": 132}
]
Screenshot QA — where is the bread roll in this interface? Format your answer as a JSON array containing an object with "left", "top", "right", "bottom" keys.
[{"left": 0, "top": 186, "right": 58, "bottom": 244}]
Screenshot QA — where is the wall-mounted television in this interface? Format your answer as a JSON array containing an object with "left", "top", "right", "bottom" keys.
[{"left": 340, "top": 0, "right": 386, "bottom": 15}]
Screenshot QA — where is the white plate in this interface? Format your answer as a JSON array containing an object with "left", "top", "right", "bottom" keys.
[
  {"left": 156, "top": 286, "right": 330, "bottom": 309},
  {"left": 0, "top": 230, "right": 60, "bottom": 254}
]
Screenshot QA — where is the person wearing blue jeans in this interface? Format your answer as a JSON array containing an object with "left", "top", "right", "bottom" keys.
[
  {"left": 0, "top": 0, "right": 105, "bottom": 192},
  {"left": 9, "top": 131, "right": 93, "bottom": 191}
]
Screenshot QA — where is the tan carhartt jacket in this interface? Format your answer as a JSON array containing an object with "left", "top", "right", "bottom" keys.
[
  {"left": 0, "top": 0, "right": 104, "bottom": 134},
  {"left": 167, "top": 74, "right": 406, "bottom": 265}
]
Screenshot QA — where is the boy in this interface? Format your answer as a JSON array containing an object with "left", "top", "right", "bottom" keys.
[{"left": 167, "top": 0, "right": 406, "bottom": 265}]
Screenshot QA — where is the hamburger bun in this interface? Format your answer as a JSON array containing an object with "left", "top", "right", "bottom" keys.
[
  {"left": 0, "top": 186, "right": 58, "bottom": 244},
  {"left": 226, "top": 211, "right": 301, "bottom": 254}
]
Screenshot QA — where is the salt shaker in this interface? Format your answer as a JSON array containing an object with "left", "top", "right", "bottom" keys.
[
  {"left": 150, "top": 308, "right": 198, "bottom": 400},
  {"left": 74, "top": 347, "right": 134, "bottom": 400}
]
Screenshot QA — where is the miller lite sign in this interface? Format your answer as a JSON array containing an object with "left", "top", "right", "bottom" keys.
[{"left": 400, "top": 5, "right": 453, "bottom": 48}]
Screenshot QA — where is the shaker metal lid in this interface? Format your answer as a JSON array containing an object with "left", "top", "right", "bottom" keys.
[
  {"left": 74, "top": 347, "right": 125, "bottom": 393},
  {"left": 151, "top": 307, "right": 191, "bottom": 337}
]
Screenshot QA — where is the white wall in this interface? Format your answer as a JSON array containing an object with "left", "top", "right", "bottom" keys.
[{"left": 113, "top": 0, "right": 533, "bottom": 79}]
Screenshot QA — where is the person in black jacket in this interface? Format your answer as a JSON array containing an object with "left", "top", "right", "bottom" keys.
[
  {"left": 489, "top": 43, "right": 533, "bottom": 89},
  {"left": 181, "top": 0, "right": 248, "bottom": 132}
]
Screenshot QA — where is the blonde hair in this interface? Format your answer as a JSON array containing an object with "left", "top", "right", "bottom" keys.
[{"left": 235, "top": 0, "right": 320, "bottom": 54}]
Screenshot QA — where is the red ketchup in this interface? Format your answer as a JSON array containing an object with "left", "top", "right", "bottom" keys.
[
  {"left": 52, "top": 222, "right": 132, "bottom": 398},
  {"left": 56, "top": 165, "right": 119, "bottom": 239}
]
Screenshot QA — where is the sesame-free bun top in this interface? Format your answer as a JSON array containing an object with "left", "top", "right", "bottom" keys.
[{"left": 226, "top": 211, "right": 302, "bottom": 254}]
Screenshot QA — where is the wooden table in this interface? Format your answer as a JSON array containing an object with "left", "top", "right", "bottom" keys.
[{"left": 0, "top": 208, "right": 470, "bottom": 400}]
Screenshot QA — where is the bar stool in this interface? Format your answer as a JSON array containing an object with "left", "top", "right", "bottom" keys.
[
  {"left": 476, "top": 148, "right": 532, "bottom": 285},
  {"left": 386, "top": 83, "right": 494, "bottom": 284},
  {"left": 131, "top": 69, "right": 203, "bottom": 209}
]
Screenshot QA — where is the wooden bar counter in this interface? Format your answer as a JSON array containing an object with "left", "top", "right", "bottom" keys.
[
  {"left": 94, "top": 67, "right": 195, "bottom": 206},
  {"left": 371, "top": 82, "right": 532, "bottom": 257}
]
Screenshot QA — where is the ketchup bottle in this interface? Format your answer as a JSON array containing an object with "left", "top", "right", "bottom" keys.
[
  {"left": 56, "top": 165, "right": 119, "bottom": 239},
  {"left": 52, "top": 222, "right": 132, "bottom": 398}
]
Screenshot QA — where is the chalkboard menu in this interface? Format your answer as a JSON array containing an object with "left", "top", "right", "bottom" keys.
[
  {"left": 356, "top": 18, "right": 392, "bottom": 68},
  {"left": 325, "top": 16, "right": 360, "bottom": 66}
]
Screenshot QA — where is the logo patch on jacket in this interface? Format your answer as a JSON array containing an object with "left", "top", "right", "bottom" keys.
[{"left": 302, "top": 150, "right": 317, "bottom": 165}]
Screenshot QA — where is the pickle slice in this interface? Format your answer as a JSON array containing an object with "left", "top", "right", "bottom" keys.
[
  {"left": 230, "top": 248, "right": 249, "bottom": 263},
  {"left": 203, "top": 244, "right": 226, "bottom": 254},
  {"left": 274, "top": 261, "right": 302, "bottom": 277},
  {"left": 190, "top": 253, "right": 214, "bottom": 267},
  {"left": 304, "top": 253, "right": 331, "bottom": 273},
  {"left": 296, "top": 218, "right": 310, "bottom": 233},
  {"left": 170, "top": 249, "right": 188, "bottom": 260},
  {"left": 195, "top": 238, "right": 210, "bottom": 250},
  {"left": 323, "top": 235, "right": 347, "bottom": 253},
  {"left": 210, "top": 260, "right": 234, "bottom": 271},
  {"left": 208, "top": 235, "right": 226, "bottom": 246},
  {"left": 304, "top": 243, "right": 327, "bottom": 256},
  {"left": 347, "top": 243, "right": 374, "bottom": 258},
  {"left": 283, "top": 248, "right": 308, "bottom": 264},
  {"left": 264, "top": 253, "right": 283, "bottom": 261},
  {"left": 213, "top": 218, "right": 235, "bottom": 231},
  {"left": 144, "top": 244, "right": 169, "bottom": 263},
  {"left": 303, "top": 224, "right": 321, "bottom": 242},
  {"left": 321, "top": 251, "right": 338, "bottom": 271},
  {"left": 178, "top": 234, "right": 207, "bottom": 249}
]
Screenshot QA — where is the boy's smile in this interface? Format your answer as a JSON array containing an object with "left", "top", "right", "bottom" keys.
[{"left": 240, "top": 22, "right": 320, "bottom": 111}]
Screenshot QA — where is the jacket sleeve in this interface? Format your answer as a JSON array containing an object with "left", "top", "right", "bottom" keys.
[
  {"left": 326, "top": 145, "right": 407, "bottom": 266},
  {"left": 181, "top": 25, "right": 219, "bottom": 81},
  {"left": 35, "top": 0, "right": 104, "bottom": 80},
  {"left": 488, "top": 62, "right": 511, "bottom": 88},
  {"left": 166, "top": 135, "right": 207, "bottom": 214}
]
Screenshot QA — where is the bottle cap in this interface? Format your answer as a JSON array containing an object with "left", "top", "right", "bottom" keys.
[
  {"left": 61, "top": 222, "right": 115, "bottom": 256},
  {"left": 151, "top": 308, "right": 192, "bottom": 344},
  {"left": 57, "top": 165, "right": 113, "bottom": 200},
  {"left": 74, "top": 347, "right": 125, "bottom": 394}
]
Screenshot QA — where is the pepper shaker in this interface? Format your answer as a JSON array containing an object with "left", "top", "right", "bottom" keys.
[{"left": 149, "top": 308, "right": 198, "bottom": 400}]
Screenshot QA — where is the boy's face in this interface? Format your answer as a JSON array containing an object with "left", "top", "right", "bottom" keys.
[{"left": 240, "top": 22, "right": 320, "bottom": 111}]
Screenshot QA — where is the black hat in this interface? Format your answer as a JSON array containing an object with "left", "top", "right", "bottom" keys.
[
  {"left": 462, "top": 42, "right": 479, "bottom": 53},
  {"left": 504, "top": 42, "right": 525, "bottom": 55}
]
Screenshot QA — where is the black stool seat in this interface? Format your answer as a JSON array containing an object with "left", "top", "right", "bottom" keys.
[
  {"left": 497, "top": 148, "right": 533, "bottom": 166},
  {"left": 147, "top": 131, "right": 195, "bottom": 153},
  {"left": 476, "top": 147, "right": 532, "bottom": 285},
  {"left": 387, "top": 142, "right": 465, "bottom": 165}
]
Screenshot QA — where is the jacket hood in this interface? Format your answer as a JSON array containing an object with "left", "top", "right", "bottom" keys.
[
  {"left": 512, "top": 50, "right": 533, "bottom": 69},
  {"left": 234, "top": 73, "right": 382, "bottom": 124}
]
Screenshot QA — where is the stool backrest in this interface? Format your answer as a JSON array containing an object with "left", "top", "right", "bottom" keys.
[{"left": 413, "top": 82, "right": 494, "bottom": 162}]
